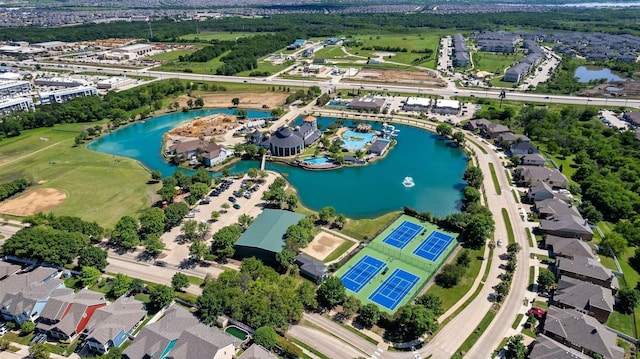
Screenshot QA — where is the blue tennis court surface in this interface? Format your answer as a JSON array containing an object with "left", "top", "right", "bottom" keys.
[
  {"left": 382, "top": 221, "right": 424, "bottom": 249},
  {"left": 369, "top": 268, "right": 420, "bottom": 310},
  {"left": 341, "top": 255, "right": 386, "bottom": 293},
  {"left": 413, "top": 231, "right": 455, "bottom": 262}
]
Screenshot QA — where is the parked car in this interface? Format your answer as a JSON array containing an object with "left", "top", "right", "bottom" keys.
[
  {"left": 527, "top": 307, "right": 546, "bottom": 318},
  {"left": 228, "top": 196, "right": 236, "bottom": 203},
  {"left": 233, "top": 190, "right": 242, "bottom": 198},
  {"left": 233, "top": 203, "right": 241, "bottom": 210},
  {"left": 497, "top": 239, "right": 504, "bottom": 247},
  {"left": 244, "top": 192, "right": 252, "bottom": 199},
  {"left": 539, "top": 291, "right": 551, "bottom": 298},
  {"left": 185, "top": 213, "right": 196, "bottom": 218}
]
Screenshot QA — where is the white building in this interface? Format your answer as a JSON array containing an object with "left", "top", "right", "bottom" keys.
[
  {"left": 402, "top": 97, "right": 432, "bottom": 112},
  {"left": 35, "top": 76, "right": 90, "bottom": 88},
  {"left": 0, "top": 97, "right": 34, "bottom": 115},
  {"left": 432, "top": 99, "right": 461, "bottom": 115},
  {"left": 0, "top": 80, "right": 32, "bottom": 99},
  {"left": 113, "top": 44, "right": 153, "bottom": 56},
  {"left": 96, "top": 77, "right": 135, "bottom": 90},
  {"left": 39, "top": 86, "right": 97, "bottom": 105},
  {"left": 31, "top": 41, "right": 66, "bottom": 51}
]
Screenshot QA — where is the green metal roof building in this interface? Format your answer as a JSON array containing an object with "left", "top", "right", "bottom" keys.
[{"left": 234, "top": 209, "right": 304, "bottom": 265}]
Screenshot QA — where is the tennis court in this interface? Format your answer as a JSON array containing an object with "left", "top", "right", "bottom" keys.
[
  {"left": 368, "top": 268, "right": 421, "bottom": 311},
  {"left": 340, "top": 255, "right": 386, "bottom": 293},
  {"left": 382, "top": 221, "right": 424, "bottom": 249},
  {"left": 413, "top": 230, "right": 455, "bottom": 262}
]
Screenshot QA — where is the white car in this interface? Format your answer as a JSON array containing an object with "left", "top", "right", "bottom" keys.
[{"left": 497, "top": 239, "right": 504, "bottom": 247}]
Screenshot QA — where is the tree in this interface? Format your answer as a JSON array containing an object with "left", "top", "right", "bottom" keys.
[
  {"left": 165, "top": 202, "right": 190, "bottom": 229},
  {"left": 157, "top": 185, "right": 178, "bottom": 203},
  {"left": 188, "top": 182, "right": 210, "bottom": 201},
  {"left": 341, "top": 296, "right": 361, "bottom": 319},
  {"left": 1, "top": 226, "right": 88, "bottom": 267},
  {"left": 211, "top": 210, "right": 220, "bottom": 221},
  {"left": 285, "top": 194, "right": 298, "bottom": 210},
  {"left": 210, "top": 224, "right": 242, "bottom": 260},
  {"left": 436, "top": 123, "right": 452, "bottom": 137},
  {"left": 463, "top": 166, "right": 484, "bottom": 189},
  {"left": 78, "top": 246, "right": 108, "bottom": 271},
  {"left": 297, "top": 281, "right": 318, "bottom": 309},
  {"left": 238, "top": 214, "right": 254, "bottom": 230},
  {"left": 452, "top": 131, "right": 465, "bottom": 145},
  {"left": 20, "top": 321, "right": 35, "bottom": 335},
  {"left": 247, "top": 167, "right": 259, "bottom": 179},
  {"left": 435, "top": 264, "right": 465, "bottom": 288},
  {"left": 231, "top": 97, "right": 240, "bottom": 107},
  {"left": 130, "top": 278, "right": 145, "bottom": 294},
  {"left": 197, "top": 290, "right": 223, "bottom": 325},
  {"left": 537, "top": 268, "right": 556, "bottom": 292},
  {"left": 317, "top": 276, "right": 346, "bottom": 308},
  {"left": 394, "top": 304, "right": 437, "bottom": 339},
  {"left": 358, "top": 303, "right": 381, "bottom": 328},
  {"left": 495, "top": 281, "right": 511, "bottom": 301},
  {"left": 144, "top": 236, "right": 165, "bottom": 255},
  {"left": 253, "top": 326, "right": 277, "bottom": 349},
  {"left": 194, "top": 97, "right": 205, "bottom": 108},
  {"left": 276, "top": 249, "right": 296, "bottom": 271},
  {"left": 617, "top": 288, "right": 640, "bottom": 314},
  {"left": 462, "top": 186, "right": 481, "bottom": 207},
  {"left": 506, "top": 334, "right": 527, "bottom": 359},
  {"left": 181, "top": 220, "right": 198, "bottom": 242},
  {"left": 318, "top": 206, "right": 336, "bottom": 224},
  {"left": 79, "top": 266, "right": 102, "bottom": 287},
  {"left": 189, "top": 239, "right": 209, "bottom": 262},
  {"left": 600, "top": 232, "right": 627, "bottom": 257},
  {"left": 111, "top": 215, "right": 140, "bottom": 248},
  {"left": 28, "top": 342, "right": 50, "bottom": 359},
  {"left": 139, "top": 208, "right": 166, "bottom": 241},
  {"left": 456, "top": 250, "right": 471, "bottom": 268},
  {"left": 110, "top": 273, "right": 133, "bottom": 298},
  {"left": 463, "top": 213, "right": 495, "bottom": 249},
  {"left": 148, "top": 284, "right": 175, "bottom": 311},
  {"left": 151, "top": 170, "right": 162, "bottom": 182},
  {"left": 415, "top": 293, "right": 444, "bottom": 317},
  {"left": 0, "top": 338, "right": 10, "bottom": 351},
  {"left": 172, "top": 272, "right": 190, "bottom": 292}
]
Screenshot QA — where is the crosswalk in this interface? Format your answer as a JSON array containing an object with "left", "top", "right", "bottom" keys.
[{"left": 369, "top": 346, "right": 422, "bottom": 359}]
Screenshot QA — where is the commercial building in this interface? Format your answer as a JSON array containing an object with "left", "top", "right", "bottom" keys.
[
  {"left": 96, "top": 77, "right": 135, "bottom": 90},
  {"left": 432, "top": 99, "right": 461, "bottom": 115},
  {"left": 39, "top": 86, "right": 98, "bottom": 105},
  {"left": 31, "top": 41, "right": 66, "bottom": 51},
  {"left": 402, "top": 97, "right": 431, "bottom": 112},
  {"left": 113, "top": 43, "right": 153, "bottom": 56},
  {"left": 0, "top": 97, "right": 34, "bottom": 115},
  {"left": 0, "top": 80, "right": 32, "bottom": 98},
  {"left": 349, "top": 95, "right": 386, "bottom": 112}
]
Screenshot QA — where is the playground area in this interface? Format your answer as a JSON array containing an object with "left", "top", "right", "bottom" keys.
[{"left": 335, "top": 215, "right": 457, "bottom": 312}]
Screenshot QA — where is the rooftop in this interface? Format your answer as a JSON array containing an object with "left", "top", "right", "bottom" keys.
[{"left": 235, "top": 209, "right": 304, "bottom": 252}]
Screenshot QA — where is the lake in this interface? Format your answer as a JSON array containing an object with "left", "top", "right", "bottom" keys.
[
  {"left": 89, "top": 111, "right": 467, "bottom": 218},
  {"left": 574, "top": 66, "right": 624, "bottom": 83}
]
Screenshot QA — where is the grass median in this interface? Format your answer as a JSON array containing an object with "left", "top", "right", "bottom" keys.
[{"left": 488, "top": 163, "right": 501, "bottom": 195}]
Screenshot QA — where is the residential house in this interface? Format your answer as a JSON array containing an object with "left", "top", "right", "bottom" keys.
[
  {"left": 556, "top": 257, "right": 618, "bottom": 291},
  {"left": 521, "top": 153, "right": 546, "bottom": 166},
  {"left": 0, "top": 267, "right": 63, "bottom": 325},
  {"left": 83, "top": 296, "right": 147, "bottom": 354},
  {"left": 504, "top": 62, "right": 531, "bottom": 83},
  {"left": 534, "top": 198, "right": 580, "bottom": 220},
  {"left": 295, "top": 254, "right": 327, "bottom": 284},
  {"left": 0, "top": 262, "right": 20, "bottom": 280},
  {"left": 463, "top": 118, "right": 492, "bottom": 132},
  {"left": 543, "top": 307, "right": 623, "bottom": 359},
  {"left": 483, "top": 123, "right": 511, "bottom": 139},
  {"left": 496, "top": 132, "right": 530, "bottom": 146},
  {"left": 452, "top": 34, "right": 470, "bottom": 67},
  {"left": 525, "top": 182, "right": 555, "bottom": 203},
  {"left": 238, "top": 344, "right": 277, "bottom": 359},
  {"left": 528, "top": 334, "right": 591, "bottom": 359},
  {"left": 166, "top": 139, "right": 232, "bottom": 167},
  {"left": 123, "top": 306, "right": 237, "bottom": 359},
  {"left": 539, "top": 215, "right": 594, "bottom": 241},
  {"left": 517, "top": 166, "right": 568, "bottom": 189},
  {"left": 509, "top": 142, "right": 538, "bottom": 156},
  {"left": 553, "top": 277, "right": 614, "bottom": 323},
  {"left": 36, "top": 288, "right": 106, "bottom": 341},
  {"left": 544, "top": 235, "right": 597, "bottom": 260}
]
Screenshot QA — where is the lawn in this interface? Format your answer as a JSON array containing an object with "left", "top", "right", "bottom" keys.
[
  {"left": 154, "top": 50, "right": 230, "bottom": 75},
  {"left": 0, "top": 123, "right": 157, "bottom": 228},
  {"left": 179, "top": 32, "right": 264, "bottom": 42},
  {"left": 606, "top": 310, "right": 636, "bottom": 338},
  {"left": 451, "top": 310, "right": 497, "bottom": 359},
  {"left": 502, "top": 208, "right": 515, "bottom": 245},
  {"left": 472, "top": 52, "right": 524, "bottom": 75},
  {"left": 488, "top": 163, "right": 501, "bottom": 194},
  {"left": 148, "top": 49, "right": 199, "bottom": 62},
  {"left": 425, "top": 247, "right": 485, "bottom": 312},
  {"left": 340, "top": 211, "right": 401, "bottom": 240},
  {"left": 235, "top": 60, "right": 293, "bottom": 77},
  {"left": 323, "top": 238, "right": 357, "bottom": 263},
  {"left": 343, "top": 32, "right": 447, "bottom": 68},
  {"left": 313, "top": 45, "right": 349, "bottom": 59}
]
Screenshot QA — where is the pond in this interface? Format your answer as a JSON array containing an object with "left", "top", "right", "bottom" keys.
[
  {"left": 574, "top": 66, "right": 624, "bottom": 83},
  {"left": 89, "top": 111, "right": 467, "bottom": 218}
]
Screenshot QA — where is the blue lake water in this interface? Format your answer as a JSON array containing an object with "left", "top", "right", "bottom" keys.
[
  {"left": 574, "top": 66, "right": 624, "bottom": 83},
  {"left": 89, "top": 111, "right": 467, "bottom": 218}
]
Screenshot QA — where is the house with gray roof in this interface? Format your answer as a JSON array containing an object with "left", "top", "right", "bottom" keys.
[
  {"left": 521, "top": 153, "right": 546, "bottom": 166},
  {"left": 544, "top": 235, "right": 596, "bottom": 260},
  {"left": 509, "top": 142, "right": 539, "bottom": 156},
  {"left": 83, "top": 296, "right": 147, "bottom": 355},
  {"left": 504, "top": 62, "right": 531, "bottom": 83},
  {"left": 452, "top": 34, "right": 469, "bottom": 67},
  {"left": 36, "top": 288, "right": 106, "bottom": 341},
  {"left": 369, "top": 139, "right": 391, "bottom": 156},
  {"left": 529, "top": 334, "right": 591, "bottom": 359},
  {"left": 483, "top": 123, "right": 511, "bottom": 139},
  {"left": 553, "top": 277, "right": 614, "bottom": 323},
  {"left": 543, "top": 307, "right": 623, "bottom": 359},
  {"left": 463, "top": 118, "right": 492, "bottom": 132},
  {"left": 534, "top": 198, "right": 580, "bottom": 220},
  {"left": 556, "top": 257, "right": 618, "bottom": 291},
  {"left": 539, "top": 215, "right": 593, "bottom": 241},
  {"left": 0, "top": 267, "right": 63, "bottom": 325},
  {"left": 496, "top": 132, "right": 529, "bottom": 146},
  {"left": 525, "top": 182, "right": 555, "bottom": 203},
  {"left": 295, "top": 254, "right": 327, "bottom": 284},
  {"left": 123, "top": 306, "right": 237, "bottom": 359},
  {"left": 238, "top": 344, "right": 277, "bottom": 359},
  {"left": 0, "top": 261, "right": 20, "bottom": 280},
  {"left": 517, "top": 166, "right": 568, "bottom": 189}
]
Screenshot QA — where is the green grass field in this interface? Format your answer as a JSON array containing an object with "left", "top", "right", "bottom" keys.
[
  {"left": 472, "top": 52, "right": 524, "bottom": 75},
  {"left": 154, "top": 50, "right": 230, "bottom": 74},
  {"left": 0, "top": 123, "right": 158, "bottom": 228},
  {"left": 343, "top": 32, "right": 446, "bottom": 68},
  {"left": 335, "top": 215, "right": 458, "bottom": 313},
  {"left": 179, "top": 32, "right": 265, "bottom": 42}
]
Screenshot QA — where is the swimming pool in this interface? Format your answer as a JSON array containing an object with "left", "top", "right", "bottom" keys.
[
  {"left": 326, "top": 100, "right": 350, "bottom": 109},
  {"left": 342, "top": 130, "right": 376, "bottom": 151},
  {"left": 303, "top": 157, "right": 332, "bottom": 165}
]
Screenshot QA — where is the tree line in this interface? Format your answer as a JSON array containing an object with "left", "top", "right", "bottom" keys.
[{"left": 0, "top": 177, "right": 31, "bottom": 201}]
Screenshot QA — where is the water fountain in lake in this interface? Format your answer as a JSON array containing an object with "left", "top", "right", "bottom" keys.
[{"left": 402, "top": 177, "right": 415, "bottom": 187}]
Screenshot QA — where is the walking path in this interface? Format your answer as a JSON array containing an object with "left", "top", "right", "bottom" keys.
[{"left": 0, "top": 141, "right": 62, "bottom": 167}]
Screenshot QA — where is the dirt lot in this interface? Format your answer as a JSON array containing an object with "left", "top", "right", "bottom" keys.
[
  {"left": 302, "top": 232, "right": 347, "bottom": 261},
  {"left": 177, "top": 92, "right": 289, "bottom": 110},
  {"left": 581, "top": 77, "right": 640, "bottom": 98},
  {"left": 0, "top": 188, "right": 66, "bottom": 216},
  {"left": 168, "top": 113, "right": 240, "bottom": 137},
  {"left": 348, "top": 67, "right": 447, "bottom": 87}
]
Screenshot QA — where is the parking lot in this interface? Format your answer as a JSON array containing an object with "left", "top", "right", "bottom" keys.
[
  {"left": 159, "top": 171, "right": 278, "bottom": 267},
  {"left": 600, "top": 109, "right": 629, "bottom": 130}
]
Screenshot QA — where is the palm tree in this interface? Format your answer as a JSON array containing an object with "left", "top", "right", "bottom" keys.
[{"left": 221, "top": 203, "right": 230, "bottom": 213}]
